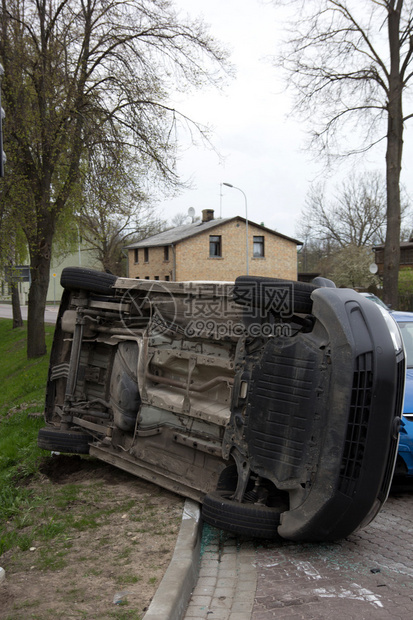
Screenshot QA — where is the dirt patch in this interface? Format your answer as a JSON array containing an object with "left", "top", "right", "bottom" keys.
[{"left": 0, "top": 454, "right": 184, "bottom": 619}]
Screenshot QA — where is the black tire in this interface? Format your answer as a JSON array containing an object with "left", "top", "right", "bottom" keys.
[
  {"left": 38, "top": 427, "right": 91, "bottom": 454},
  {"left": 61, "top": 267, "right": 117, "bottom": 296},
  {"left": 201, "top": 490, "right": 283, "bottom": 538},
  {"left": 234, "top": 276, "right": 317, "bottom": 315}
]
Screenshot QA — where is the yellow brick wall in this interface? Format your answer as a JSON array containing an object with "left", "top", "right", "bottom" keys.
[
  {"left": 128, "top": 220, "right": 298, "bottom": 281},
  {"left": 128, "top": 246, "right": 173, "bottom": 280},
  {"left": 176, "top": 221, "right": 297, "bottom": 281}
]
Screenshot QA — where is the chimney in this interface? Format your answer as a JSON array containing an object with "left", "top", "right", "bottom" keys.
[{"left": 202, "top": 209, "right": 214, "bottom": 223}]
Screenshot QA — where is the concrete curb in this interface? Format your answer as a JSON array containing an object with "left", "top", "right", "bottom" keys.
[{"left": 143, "top": 499, "right": 202, "bottom": 620}]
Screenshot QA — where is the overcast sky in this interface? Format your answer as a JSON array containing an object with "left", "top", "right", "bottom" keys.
[{"left": 157, "top": 0, "right": 411, "bottom": 241}]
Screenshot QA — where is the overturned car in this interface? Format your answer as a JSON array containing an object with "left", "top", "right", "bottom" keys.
[{"left": 38, "top": 267, "right": 405, "bottom": 541}]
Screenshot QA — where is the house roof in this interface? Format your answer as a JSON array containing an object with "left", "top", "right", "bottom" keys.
[
  {"left": 373, "top": 241, "right": 413, "bottom": 250},
  {"left": 125, "top": 216, "right": 302, "bottom": 249}
]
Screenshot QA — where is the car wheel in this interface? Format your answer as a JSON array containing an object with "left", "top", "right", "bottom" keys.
[
  {"left": 233, "top": 276, "right": 317, "bottom": 315},
  {"left": 37, "top": 427, "right": 91, "bottom": 454},
  {"left": 60, "top": 267, "right": 117, "bottom": 296},
  {"left": 201, "top": 489, "right": 285, "bottom": 538}
]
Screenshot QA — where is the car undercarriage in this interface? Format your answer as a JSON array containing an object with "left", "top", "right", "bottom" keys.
[{"left": 38, "top": 268, "right": 405, "bottom": 541}]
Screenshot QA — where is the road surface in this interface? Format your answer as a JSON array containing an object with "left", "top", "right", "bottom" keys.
[{"left": 0, "top": 304, "right": 59, "bottom": 325}]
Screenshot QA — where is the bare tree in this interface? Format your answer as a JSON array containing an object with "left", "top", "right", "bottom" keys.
[
  {"left": 76, "top": 210, "right": 167, "bottom": 275},
  {"left": 329, "top": 244, "right": 380, "bottom": 289},
  {"left": 170, "top": 211, "right": 200, "bottom": 226},
  {"left": 75, "top": 145, "right": 168, "bottom": 275},
  {"left": 297, "top": 171, "right": 411, "bottom": 282},
  {"left": 300, "top": 172, "right": 392, "bottom": 248},
  {"left": 272, "top": 0, "right": 413, "bottom": 306},
  {"left": 0, "top": 0, "right": 229, "bottom": 357}
]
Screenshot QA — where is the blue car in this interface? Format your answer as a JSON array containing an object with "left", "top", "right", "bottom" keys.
[{"left": 392, "top": 311, "right": 413, "bottom": 477}]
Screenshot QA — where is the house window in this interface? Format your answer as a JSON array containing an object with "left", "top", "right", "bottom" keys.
[
  {"left": 144, "top": 248, "right": 149, "bottom": 263},
  {"left": 134, "top": 249, "right": 139, "bottom": 263},
  {"left": 209, "top": 235, "right": 222, "bottom": 257},
  {"left": 164, "top": 246, "right": 170, "bottom": 261},
  {"left": 253, "top": 236, "right": 265, "bottom": 257},
  {"left": 165, "top": 275, "right": 170, "bottom": 281},
  {"left": 154, "top": 275, "right": 159, "bottom": 280}
]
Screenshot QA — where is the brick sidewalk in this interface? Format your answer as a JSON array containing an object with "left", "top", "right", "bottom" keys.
[
  {"left": 251, "top": 493, "right": 413, "bottom": 620},
  {"left": 253, "top": 491, "right": 413, "bottom": 619},
  {"left": 183, "top": 488, "right": 413, "bottom": 619},
  {"left": 184, "top": 525, "right": 257, "bottom": 620}
]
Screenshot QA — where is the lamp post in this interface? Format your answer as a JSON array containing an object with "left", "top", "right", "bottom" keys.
[{"left": 223, "top": 182, "right": 249, "bottom": 275}]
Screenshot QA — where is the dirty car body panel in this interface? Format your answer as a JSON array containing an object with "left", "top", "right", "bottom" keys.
[{"left": 39, "top": 268, "right": 404, "bottom": 541}]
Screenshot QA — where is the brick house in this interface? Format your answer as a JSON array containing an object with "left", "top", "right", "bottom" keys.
[
  {"left": 373, "top": 241, "right": 413, "bottom": 276},
  {"left": 126, "top": 209, "right": 302, "bottom": 281}
]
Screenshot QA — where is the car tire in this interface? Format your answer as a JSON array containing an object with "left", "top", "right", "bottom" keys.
[
  {"left": 37, "top": 427, "right": 91, "bottom": 454},
  {"left": 201, "top": 490, "right": 284, "bottom": 538},
  {"left": 234, "top": 276, "right": 317, "bottom": 315},
  {"left": 60, "top": 267, "right": 117, "bottom": 296}
]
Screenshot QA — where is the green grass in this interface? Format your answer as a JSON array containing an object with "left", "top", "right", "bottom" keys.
[
  {"left": 0, "top": 319, "right": 54, "bottom": 487},
  {"left": 0, "top": 318, "right": 54, "bottom": 552},
  {"left": 0, "top": 471, "right": 143, "bottom": 559},
  {"left": 0, "top": 319, "right": 55, "bottom": 412}
]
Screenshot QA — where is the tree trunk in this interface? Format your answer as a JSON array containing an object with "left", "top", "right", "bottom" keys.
[
  {"left": 27, "top": 242, "right": 52, "bottom": 358},
  {"left": 383, "top": 7, "right": 403, "bottom": 309},
  {"left": 11, "top": 282, "right": 23, "bottom": 328},
  {"left": 383, "top": 139, "right": 402, "bottom": 308}
]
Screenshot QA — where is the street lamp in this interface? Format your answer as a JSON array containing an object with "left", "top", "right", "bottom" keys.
[{"left": 223, "top": 182, "right": 249, "bottom": 275}]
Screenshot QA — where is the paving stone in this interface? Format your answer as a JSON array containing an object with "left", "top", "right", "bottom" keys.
[
  {"left": 218, "top": 578, "right": 238, "bottom": 589},
  {"left": 233, "top": 588, "right": 257, "bottom": 601},
  {"left": 214, "top": 589, "right": 235, "bottom": 600},
  {"left": 199, "top": 567, "right": 220, "bottom": 578},
  {"left": 205, "top": 608, "right": 231, "bottom": 619},
  {"left": 188, "top": 595, "right": 212, "bottom": 607},
  {"left": 231, "top": 600, "right": 254, "bottom": 613},
  {"left": 212, "top": 597, "right": 234, "bottom": 610},
  {"left": 184, "top": 605, "right": 210, "bottom": 619},
  {"left": 217, "top": 568, "right": 238, "bottom": 579},
  {"left": 192, "top": 585, "right": 216, "bottom": 597},
  {"left": 219, "top": 555, "right": 238, "bottom": 567},
  {"left": 203, "top": 558, "right": 220, "bottom": 568},
  {"left": 197, "top": 576, "right": 218, "bottom": 587}
]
